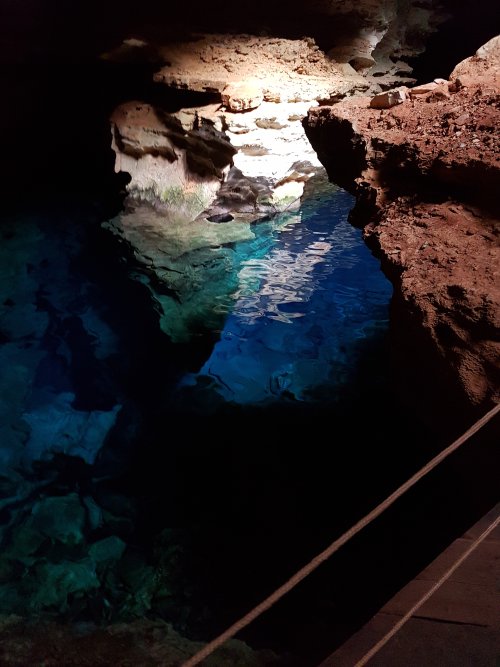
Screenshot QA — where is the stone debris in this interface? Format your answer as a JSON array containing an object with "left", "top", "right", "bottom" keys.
[{"left": 369, "top": 88, "right": 407, "bottom": 109}]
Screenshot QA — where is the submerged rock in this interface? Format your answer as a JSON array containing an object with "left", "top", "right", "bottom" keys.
[
  {"left": 31, "top": 494, "right": 86, "bottom": 546},
  {"left": 89, "top": 536, "right": 126, "bottom": 565},
  {"left": 104, "top": 204, "right": 257, "bottom": 342},
  {"left": 0, "top": 218, "right": 122, "bottom": 473},
  {"left": 178, "top": 176, "right": 391, "bottom": 407},
  {"left": 23, "top": 393, "right": 121, "bottom": 467},
  {"left": 29, "top": 559, "right": 100, "bottom": 612}
]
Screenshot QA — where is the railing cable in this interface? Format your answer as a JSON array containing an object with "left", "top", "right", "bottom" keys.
[
  {"left": 183, "top": 402, "right": 499, "bottom": 667},
  {"left": 353, "top": 509, "right": 500, "bottom": 666}
]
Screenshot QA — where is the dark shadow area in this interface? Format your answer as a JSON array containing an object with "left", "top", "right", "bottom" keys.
[{"left": 411, "top": 0, "right": 500, "bottom": 83}]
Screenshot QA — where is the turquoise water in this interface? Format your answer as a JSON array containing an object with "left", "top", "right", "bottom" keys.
[
  {"left": 0, "top": 180, "right": 400, "bottom": 659},
  {"left": 179, "top": 180, "right": 392, "bottom": 405}
]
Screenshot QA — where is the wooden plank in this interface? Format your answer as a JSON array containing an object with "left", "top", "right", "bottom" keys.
[
  {"left": 414, "top": 539, "right": 500, "bottom": 588},
  {"left": 382, "top": 578, "right": 499, "bottom": 627},
  {"left": 319, "top": 617, "right": 500, "bottom": 666},
  {"left": 319, "top": 505, "right": 500, "bottom": 666},
  {"left": 463, "top": 504, "right": 500, "bottom": 540}
]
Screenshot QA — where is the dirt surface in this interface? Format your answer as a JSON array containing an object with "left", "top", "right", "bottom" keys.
[
  {"left": 305, "top": 37, "right": 500, "bottom": 425},
  {"left": 0, "top": 616, "right": 278, "bottom": 667},
  {"left": 138, "top": 34, "right": 370, "bottom": 103}
]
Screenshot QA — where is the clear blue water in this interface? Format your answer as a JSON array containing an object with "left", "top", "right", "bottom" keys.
[
  {"left": 180, "top": 181, "right": 392, "bottom": 406},
  {"left": 0, "top": 183, "right": 409, "bottom": 661}
]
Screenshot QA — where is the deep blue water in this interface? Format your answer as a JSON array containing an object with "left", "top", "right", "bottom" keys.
[{"left": 179, "top": 183, "right": 391, "bottom": 407}]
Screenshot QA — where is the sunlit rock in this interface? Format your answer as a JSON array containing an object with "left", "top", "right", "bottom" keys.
[
  {"left": 152, "top": 34, "right": 367, "bottom": 103},
  {"left": 111, "top": 102, "right": 236, "bottom": 220},
  {"left": 222, "top": 82, "right": 263, "bottom": 111},
  {"left": 369, "top": 87, "right": 407, "bottom": 108},
  {"left": 109, "top": 33, "right": 373, "bottom": 218},
  {"left": 304, "top": 38, "right": 500, "bottom": 422}
]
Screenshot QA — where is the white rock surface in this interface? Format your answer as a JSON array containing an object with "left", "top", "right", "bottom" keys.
[{"left": 369, "top": 87, "right": 407, "bottom": 109}]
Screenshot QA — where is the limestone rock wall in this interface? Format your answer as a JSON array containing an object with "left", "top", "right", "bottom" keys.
[
  {"left": 108, "top": 34, "right": 369, "bottom": 217},
  {"left": 108, "top": 0, "right": 447, "bottom": 218},
  {"left": 307, "top": 0, "right": 446, "bottom": 85},
  {"left": 111, "top": 101, "right": 236, "bottom": 221}
]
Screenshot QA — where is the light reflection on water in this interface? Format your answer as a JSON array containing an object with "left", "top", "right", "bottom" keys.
[{"left": 181, "top": 183, "right": 392, "bottom": 404}]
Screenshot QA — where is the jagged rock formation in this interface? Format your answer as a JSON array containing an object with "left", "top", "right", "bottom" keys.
[
  {"left": 111, "top": 101, "right": 236, "bottom": 221},
  {"left": 107, "top": 35, "right": 365, "bottom": 216},
  {"left": 304, "top": 37, "right": 500, "bottom": 425},
  {"left": 151, "top": 34, "right": 368, "bottom": 102},
  {"left": 0, "top": 218, "right": 122, "bottom": 473},
  {"left": 309, "top": 0, "right": 446, "bottom": 86},
  {"left": 108, "top": 0, "right": 447, "bottom": 217}
]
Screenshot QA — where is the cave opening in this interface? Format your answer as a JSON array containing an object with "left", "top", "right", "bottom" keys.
[{"left": 0, "top": 3, "right": 498, "bottom": 665}]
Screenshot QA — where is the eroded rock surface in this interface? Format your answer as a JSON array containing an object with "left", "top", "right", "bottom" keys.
[
  {"left": 108, "top": 4, "right": 445, "bottom": 218},
  {"left": 111, "top": 102, "right": 236, "bottom": 221},
  {"left": 108, "top": 34, "right": 367, "bottom": 216},
  {"left": 152, "top": 34, "right": 369, "bottom": 103},
  {"left": 305, "top": 37, "right": 500, "bottom": 423},
  {"left": 311, "top": 0, "right": 447, "bottom": 87}
]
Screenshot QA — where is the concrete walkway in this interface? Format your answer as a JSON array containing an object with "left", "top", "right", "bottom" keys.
[{"left": 319, "top": 503, "right": 500, "bottom": 667}]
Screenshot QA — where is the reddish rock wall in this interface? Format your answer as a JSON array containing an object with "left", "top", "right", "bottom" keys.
[{"left": 305, "top": 37, "right": 500, "bottom": 429}]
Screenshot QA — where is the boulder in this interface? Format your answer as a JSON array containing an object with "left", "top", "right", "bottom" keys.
[
  {"left": 449, "top": 35, "right": 500, "bottom": 91},
  {"left": 31, "top": 494, "right": 86, "bottom": 546},
  {"left": 407, "top": 80, "right": 450, "bottom": 101},
  {"left": 409, "top": 81, "right": 441, "bottom": 96},
  {"left": 369, "top": 88, "right": 407, "bottom": 109},
  {"left": 222, "top": 82, "right": 263, "bottom": 112}
]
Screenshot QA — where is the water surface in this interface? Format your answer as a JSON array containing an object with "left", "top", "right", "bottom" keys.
[{"left": 178, "top": 180, "right": 392, "bottom": 406}]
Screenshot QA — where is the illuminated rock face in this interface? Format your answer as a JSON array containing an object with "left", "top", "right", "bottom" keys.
[
  {"left": 108, "top": 0, "right": 446, "bottom": 219},
  {"left": 304, "top": 37, "right": 500, "bottom": 423},
  {"left": 110, "top": 101, "right": 236, "bottom": 222},
  {"left": 109, "top": 34, "right": 370, "bottom": 217},
  {"left": 151, "top": 34, "right": 369, "bottom": 103}
]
